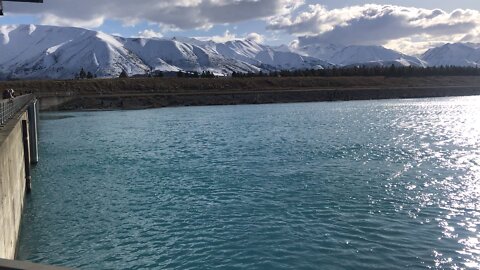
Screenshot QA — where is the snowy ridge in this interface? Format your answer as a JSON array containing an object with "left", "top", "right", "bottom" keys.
[
  {"left": 0, "top": 24, "right": 479, "bottom": 80},
  {"left": 121, "top": 37, "right": 259, "bottom": 74},
  {"left": 291, "top": 44, "right": 426, "bottom": 67},
  {"left": 421, "top": 43, "right": 480, "bottom": 67},
  {"left": 292, "top": 43, "right": 344, "bottom": 61},
  {"left": 0, "top": 25, "right": 148, "bottom": 79},
  {"left": 0, "top": 24, "right": 329, "bottom": 80},
  {"left": 329, "top": 45, "right": 427, "bottom": 67},
  {"left": 213, "top": 40, "right": 333, "bottom": 70}
]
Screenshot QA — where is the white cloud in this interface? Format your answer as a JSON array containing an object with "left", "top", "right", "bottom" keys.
[
  {"left": 196, "top": 30, "right": 238, "bottom": 43},
  {"left": 7, "top": 1, "right": 480, "bottom": 54},
  {"left": 246, "top": 32, "right": 265, "bottom": 43},
  {"left": 40, "top": 13, "right": 104, "bottom": 28},
  {"left": 383, "top": 37, "right": 451, "bottom": 56},
  {"left": 194, "top": 30, "right": 265, "bottom": 44},
  {"left": 268, "top": 4, "right": 480, "bottom": 54},
  {"left": 137, "top": 29, "right": 163, "bottom": 39},
  {"left": 7, "top": 0, "right": 303, "bottom": 29}
]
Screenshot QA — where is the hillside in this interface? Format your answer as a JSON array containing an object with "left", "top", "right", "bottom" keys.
[
  {"left": 1, "top": 24, "right": 480, "bottom": 80},
  {"left": 0, "top": 24, "right": 330, "bottom": 80},
  {"left": 422, "top": 43, "right": 480, "bottom": 67}
]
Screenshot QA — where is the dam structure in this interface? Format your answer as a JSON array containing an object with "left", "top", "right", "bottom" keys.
[{"left": 0, "top": 95, "right": 67, "bottom": 269}]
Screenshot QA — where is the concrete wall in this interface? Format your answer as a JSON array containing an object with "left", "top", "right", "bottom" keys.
[
  {"left": 0, "top": 258, "right": 71, "bottom": 270},
  {"left": 38, "top": 96, "right": 74, "bottom": 111},
  {"left": 0, "top": 111, "right": 29, "bottom": 259}
]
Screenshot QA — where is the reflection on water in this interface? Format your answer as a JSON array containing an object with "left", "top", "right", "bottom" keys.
[
  {"left": 39, "top": 114, "right": 75, "bottom": 120},
  {"left": 18, "top": 97, "right": 480, "bottom": 269},
  {"left": 383, "top": 98, "right": 480, "bottom": 268}
]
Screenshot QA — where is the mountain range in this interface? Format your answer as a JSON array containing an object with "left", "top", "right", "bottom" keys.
[{"left": 0, "top": 24, "right": 478, "bottom": 80}]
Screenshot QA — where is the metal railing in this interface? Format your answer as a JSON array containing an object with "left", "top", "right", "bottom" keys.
[{"left": 0, "top": 94, "right": 34, "bottom": 127}]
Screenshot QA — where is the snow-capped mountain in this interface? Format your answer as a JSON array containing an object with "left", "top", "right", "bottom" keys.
[
  {"left": 421, "top": 43, "right": 480, "bottom": 67},
  {"left": 292, "top": 43, "right": 345, "bottom": 61},
  {"left": 0, "top": 24, "right": 330, "bottom": 80},
  {"left": 0, "top": 24, "right": 149, "bottom": 79},
  {"left": 2, "top": 24, "right": 480, "bottom": 80},
  {"left": 288, "top": 43, "right": 427, "bottom": 67},
  {"left": 213, "top": 39, "right": 333, "bottom": 70},
  {"left": 328, "top": 45, "right": 427, "bottom": 67},
  {"left": 121, "top": 37, "right": 259, "bottom": 74}
]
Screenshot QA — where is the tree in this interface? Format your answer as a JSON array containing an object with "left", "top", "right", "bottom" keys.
[
  {"left": 201, "top": 71, "right": 215, "bottom": 78},
  {"left": 119, "top": 69, "right": 128, "bottom": 78},
  {"left": 79, "top": 68, "right": 86, "bottom": 79},
  {"left": 86, "top": 71, "right": 94, "bottom": 79},
  {"left": 388, "top": 64, "right": 396, "bottom": 77}
]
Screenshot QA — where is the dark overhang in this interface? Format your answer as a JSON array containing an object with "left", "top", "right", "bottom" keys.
[{"left": 1, "top": 0, "right": 43, "bottom": 16}]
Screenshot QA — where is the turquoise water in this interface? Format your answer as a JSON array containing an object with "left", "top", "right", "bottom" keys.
[{"left": 18, "top": 97, "right": 480, "bottom": 269}]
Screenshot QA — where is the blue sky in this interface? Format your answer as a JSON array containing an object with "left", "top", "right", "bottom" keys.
[{"left": 1, "top": 0, "right": 480, "bottom": 54}]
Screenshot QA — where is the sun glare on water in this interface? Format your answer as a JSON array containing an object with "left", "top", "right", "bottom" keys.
[{"left": 416, "top": 97, "right": 480, "bottom": 268}]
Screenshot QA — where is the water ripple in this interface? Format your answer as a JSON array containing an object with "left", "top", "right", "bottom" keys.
[{"left": 17, "top": 97, "right": 480, "bottom": 269}]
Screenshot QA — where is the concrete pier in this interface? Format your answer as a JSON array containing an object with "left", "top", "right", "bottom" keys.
[
  {"left": 0, "top": 258, "right": 70, "bottom": 270},
  {"left": 0, "top": 96, "right": 70, "bottom": 269},
  {"left": 0, "top": 109, "right": 30, "bottom": 259},
  {"left": 0, "top": 95, "right": 37, "bottom": 260}
]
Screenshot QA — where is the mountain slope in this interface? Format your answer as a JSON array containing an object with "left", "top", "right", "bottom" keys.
[
  {"left": 0, "top": 24, "right": 329, "bottom": 80},
  {"left": 212, "top": 39, "right": 333, "bottom": 70},
  {"left": 329, "top": 45, "right": 426, "bottom": 67},
  {"left": 2, "top": 24, "right": 478, "bottom": 80},
  {"left": 0, "top": 24, "right": 149, "bottom": 79},
  {"left": 121, "top": 37, "right": 259, "bottom": 74},
  {"left": 292, "top": 43, "right": 344, "bottom": 61},
  {"left": 421, "top": 43, "right": 480, "bottom": 67}
]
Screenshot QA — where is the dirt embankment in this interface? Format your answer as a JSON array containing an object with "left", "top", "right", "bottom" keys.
[{"left": 1, "top": 76, "right": 480, "bottom": 110}]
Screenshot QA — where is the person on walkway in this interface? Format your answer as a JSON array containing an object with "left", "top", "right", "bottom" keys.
[
  {"left": 2, "top": 89, "right": 10, "bottom": 99},
  {"left": 2, "top": 89, "right": 15, "bottom": 100}
]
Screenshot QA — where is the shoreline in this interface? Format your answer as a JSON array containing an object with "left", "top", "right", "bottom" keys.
[
  {"left": 2, "top": 76, "right": 480, "bottom": 111},
  {"left": 39, "top": 85, "right": 480, "bottom": 111}
]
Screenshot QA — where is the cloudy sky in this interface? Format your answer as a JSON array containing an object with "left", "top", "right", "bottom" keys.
[{"left": 1, "top": 0, "right": 480, "bottom": 55}]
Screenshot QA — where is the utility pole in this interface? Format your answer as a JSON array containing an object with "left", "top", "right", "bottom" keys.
[{"left": 0, "top": 0, "right": 43, "bottom": 16}]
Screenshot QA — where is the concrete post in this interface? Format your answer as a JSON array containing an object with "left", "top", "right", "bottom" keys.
[
  {"left": 28, "top": 100, "right": 39, "bottom": 164},
  {"left": 22, "top": 120, "right": 31, "bottom": 193}
]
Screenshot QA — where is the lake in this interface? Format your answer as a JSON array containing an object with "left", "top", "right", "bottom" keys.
[{"left": 18, "top": 97, "right": 480, "bottom": 269}]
